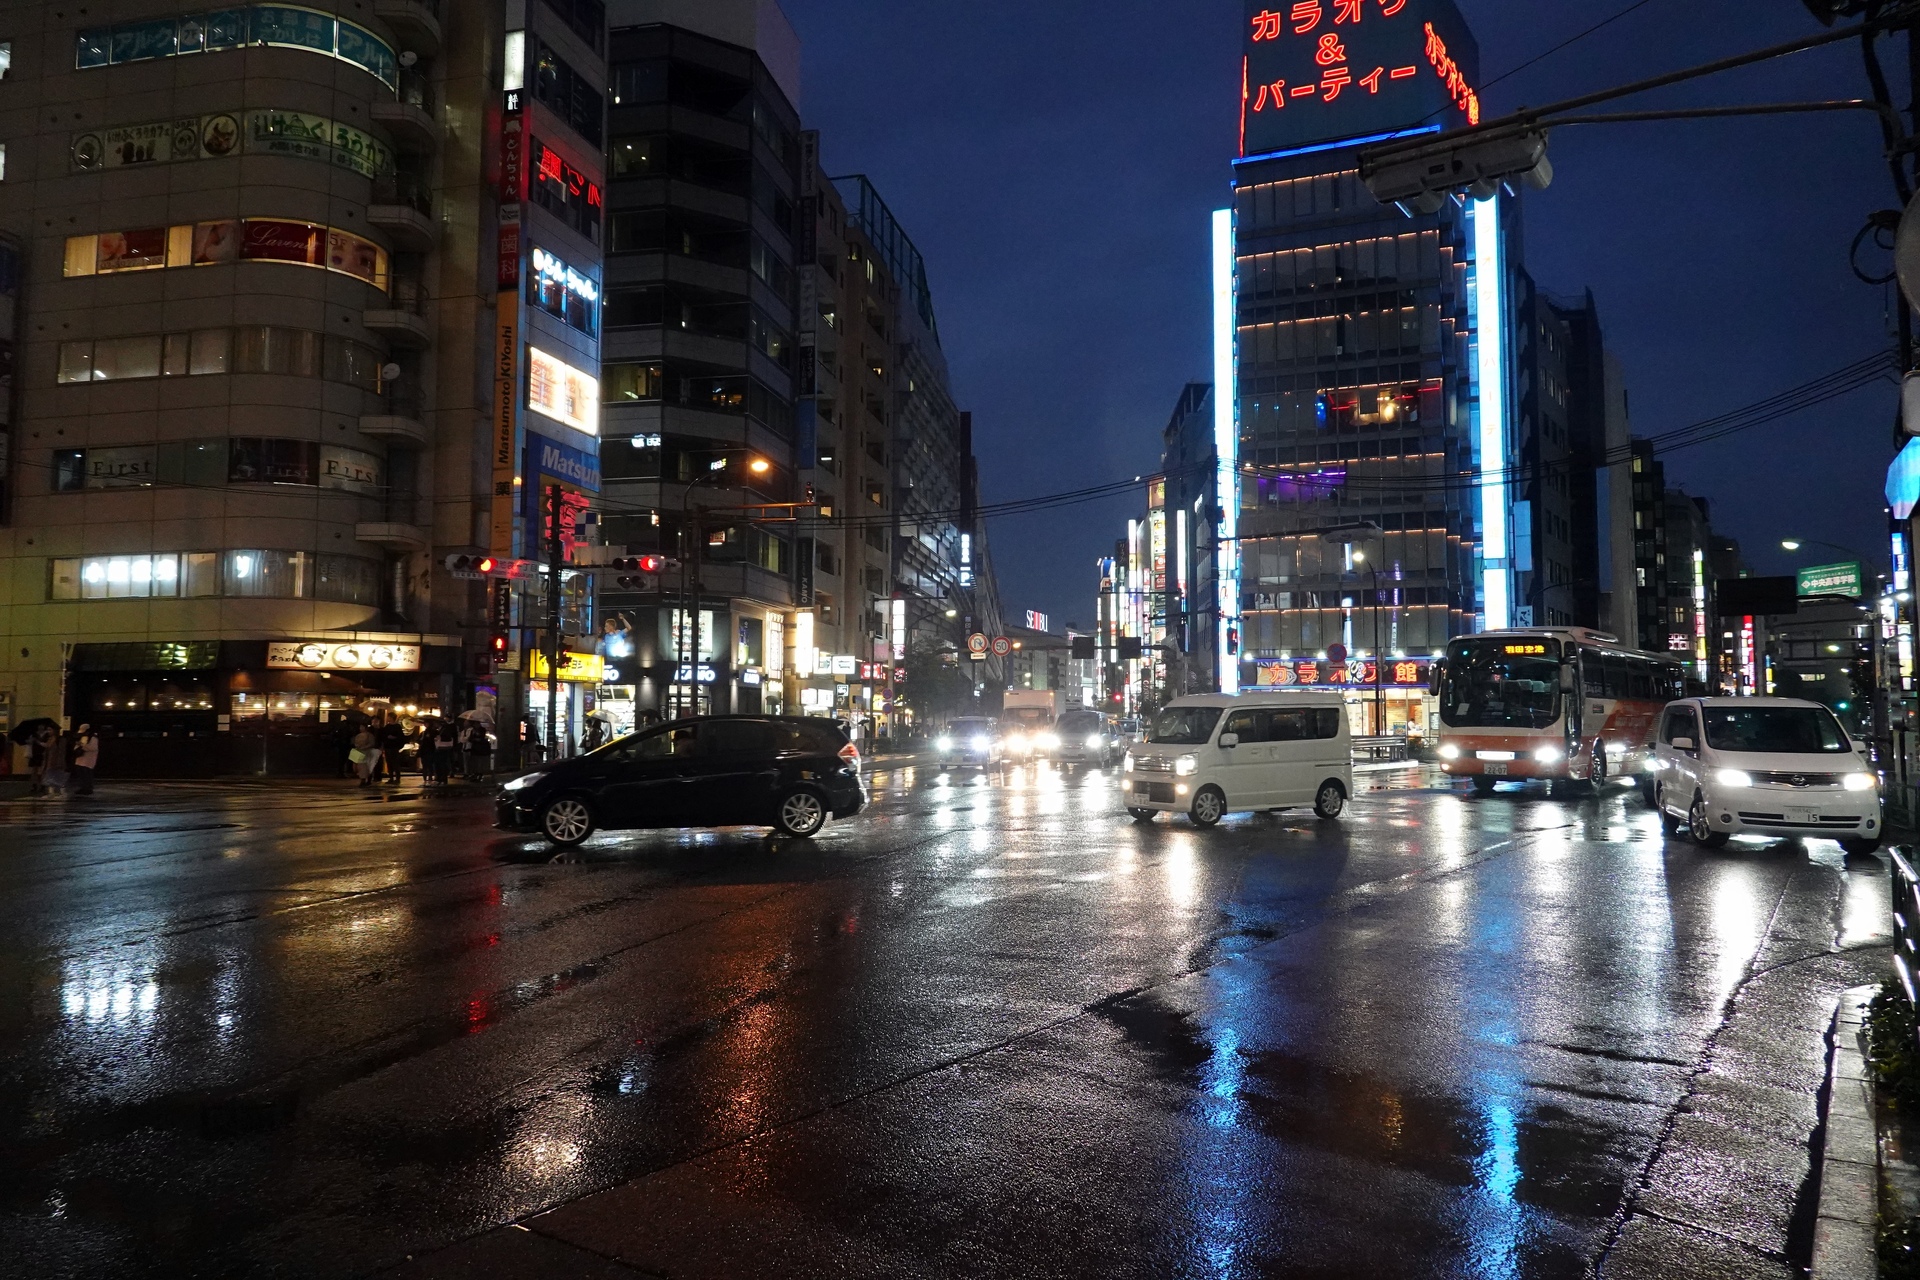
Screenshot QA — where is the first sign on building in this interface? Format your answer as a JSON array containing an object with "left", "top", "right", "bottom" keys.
[{"left": 268, "top": 642, "right": 421, "bottom": 672}]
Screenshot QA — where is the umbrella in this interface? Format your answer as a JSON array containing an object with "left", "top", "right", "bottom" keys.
[
  {"left": 9, "top": 717, "right": 58, "bottom": 745},
  {"left": 458, "top": 709, "right": 495, "bottom": 725}
]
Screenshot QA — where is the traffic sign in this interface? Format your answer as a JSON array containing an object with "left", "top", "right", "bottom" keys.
[
  {"left": 968, "top": 633, "right": 988, "bottom": 655},
  {"left": 1327, "top": 643, "right": 1349, "bottom": 665},
  {"left": 991, "top": 636, "right": 1011, "bottom": 657},
  {"left": 894, "top": 668, "right": 907, "bottom": 683}
]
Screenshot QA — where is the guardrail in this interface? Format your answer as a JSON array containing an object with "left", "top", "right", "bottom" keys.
[
  {"left": 1352, "top": 736, "right": 1410, "bottom": 763},
  {"left": 1893, "top": 847, "right": 1920, "bottom": 1010}
]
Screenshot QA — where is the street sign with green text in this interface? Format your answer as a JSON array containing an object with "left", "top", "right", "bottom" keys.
[{"left": 1796, "top": 562, "right": 1863, "bottom": 599}]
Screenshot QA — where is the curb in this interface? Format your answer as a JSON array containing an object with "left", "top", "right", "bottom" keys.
[{"left": 1812, "top": 985, "right": 1879, "bottom": 1280}]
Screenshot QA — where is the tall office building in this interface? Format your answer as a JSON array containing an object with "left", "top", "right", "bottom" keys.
[
  {"left": 1226, "top": 0, "right": 1505, "bottom": 733},
  {"left": 0, "top": 0, "right": 602, "bottom": 773},
  {"left": 590, "top": 0, "right": 802, "bottom": 723}
]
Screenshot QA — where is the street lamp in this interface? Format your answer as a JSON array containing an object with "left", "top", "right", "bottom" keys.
[{"left": 1352, "top": 550, "right": 1384, "bottom": 737}]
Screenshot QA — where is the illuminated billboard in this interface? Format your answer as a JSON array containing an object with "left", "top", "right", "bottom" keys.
[
  {"left": 526, "top": 346, "right": 599, "bottom": 437},
  {"left": 1240, "top": 0, "right": 1481, "bottom": 160}
]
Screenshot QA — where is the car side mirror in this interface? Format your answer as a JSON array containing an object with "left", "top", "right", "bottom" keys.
[
  {"left": 1670, "top": 737, "right": 1695, "bottom": 752},
  {"left": 1219, "top": 733, "right": 1240, "bottom": 749},
  {"left": 1560, "top": 665, "right": 1576, "bottom": 692}
]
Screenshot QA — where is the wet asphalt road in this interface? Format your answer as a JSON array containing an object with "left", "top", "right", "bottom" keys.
[{"left": 0, "top": 762, "right": 1896, "bottom": 1279}]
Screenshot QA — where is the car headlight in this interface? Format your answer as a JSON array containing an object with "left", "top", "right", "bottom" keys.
[
  {"left": 502, "top": 771, "right": 547, "bottom": 793},
  {"left": 1844, "top": 772, "right": 1878, "bottom": 792},
  {"left": 936, "top": 736, "right": 953, "bottom": 751},
  {"left": 1174, "top": 754, "right": 1199, "bottom": 777},
  {"left": 1534, "top": 746, "right": 1563, "bottom": 763},
  {"left": 1438, "top": 743, "right": 1461, "bottom": 760},
  {"left": 1036, "top": 732, "right": 1060, "bottom": 750},
  {"left": 971, "top": 735, "right": 990, "bottom": 751},
  {"left": 1086, "top": 734, "right": 1104, "bottom": 749},
  {"left": 1123, "top": 753, "right": 1135, "bottom": 773},
  {"left": 1716, "top": 769, "right": 1753, "bottom": 789}
]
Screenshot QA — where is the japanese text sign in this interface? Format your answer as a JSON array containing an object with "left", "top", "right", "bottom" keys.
[{"left": 1241, "top": 0, "right": 1480, "bottom": 158}]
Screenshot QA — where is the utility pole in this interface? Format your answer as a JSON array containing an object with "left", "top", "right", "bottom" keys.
[{"left": 545, "top": 482, "right": 563, "bottom": 764}]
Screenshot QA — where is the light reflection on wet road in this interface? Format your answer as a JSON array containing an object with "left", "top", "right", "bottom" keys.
[{"left": 0, "top": 763, "right": 1893, "bottom": 1278}]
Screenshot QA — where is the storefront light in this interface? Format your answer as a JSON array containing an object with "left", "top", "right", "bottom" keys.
[{"left": 83, "top": 561, "right": 107, "bottom": 584}]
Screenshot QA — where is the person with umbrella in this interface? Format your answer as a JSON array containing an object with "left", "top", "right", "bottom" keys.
[
  {"left": 68, "top": 724, "right": 99, "bottom": 796},
  {"left": 459, "top": 711, "right": 494, "bottom": 780},
  {"left": 10, "top": 718, "right": 60, "bottom": 798},
  {"left": 428, "top": 717, "right": 458, "bottom": 787}
]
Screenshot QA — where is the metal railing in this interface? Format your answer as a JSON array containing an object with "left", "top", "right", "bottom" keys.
[
  {"left": 1352, "top": 736, "right": 1411, "bottom": 763},
  {"left": 1892, "top": 848, "right": 1920, "bottom": 1008}
]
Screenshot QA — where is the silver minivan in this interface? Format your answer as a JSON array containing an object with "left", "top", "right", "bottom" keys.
[
  {"left": 1122, "top": 692, "right": 1354, "bottom": 826},
  {"left": 1651, "top": 696, "right": 1882, "bottom": 852}
]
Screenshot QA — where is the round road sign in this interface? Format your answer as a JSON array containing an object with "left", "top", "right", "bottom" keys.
[
  {"left": 968, "top": 633, "right": 988, "bottom": 654},
  {"left": 991, "top": 636, "right": 1011, "bottom": 657}
]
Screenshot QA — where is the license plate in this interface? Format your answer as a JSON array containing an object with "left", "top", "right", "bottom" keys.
[
  {"left": 1788, "top": 809, "right": 1817, "bottom": 824},
  {"left": 1484, "top": 763, "right": 1508, "bottom": 776},
  {"left": 1133, "top": 782, "right": 1152, "bottom": 795}
]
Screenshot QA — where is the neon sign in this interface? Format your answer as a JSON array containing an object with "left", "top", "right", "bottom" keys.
[{"left": 1240, "top": 0, "right": 1480, "bottom": 160}]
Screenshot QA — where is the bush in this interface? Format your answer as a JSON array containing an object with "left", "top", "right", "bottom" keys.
[
  {"left": 1885, "top": 1215, "right": 1920, "bottom": 1280},
  {"left": 1869, "top": 987, "right": 1920, "bottom": 1112}
]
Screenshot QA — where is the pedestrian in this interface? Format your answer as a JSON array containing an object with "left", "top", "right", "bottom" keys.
[
  {"left": 583, "top": 717, "right": 606, "bottom": 753},
  {"left": 67, "top": 724, "right": 99, "bottom": 796},
  {"left": 462, "top": 720, "right": 494, "bottom": 779},
  {"left": 378, "top": 715, "right": 408, "bottom": 783},
  {"left": 40, "top": 727, "right": 69, "bottom": 798},
  {"left": 26, "top": 723, "right": 55, "bottom": 797},
  {"left": 430, "top": 719, "right": 457, "bottom": 786},
  {"left": 350, "top": 724, "right": 379, "bottom": 787}
]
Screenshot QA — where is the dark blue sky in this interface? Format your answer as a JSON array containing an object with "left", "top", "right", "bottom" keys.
[{"left": 783, "top": 1, "right": 1898, "bottom": 628}]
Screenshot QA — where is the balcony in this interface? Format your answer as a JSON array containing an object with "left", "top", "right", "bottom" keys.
[
  {"left": 358, "top": 411, "right": 429, "bottom": 446},
  {"left": 366, "top": 172, "right": 436, "bottom": 250},
  {"left": 364, "top": 278, "right": 430, "bottom": 348},
  {"left": 357, "top": 521, "right": 429, "bottom": 552},
  {"left": 373, "top": 0, "right": 441, "bottom": 56},
  {"left": 371, "top": 73, "right": 438, "bottom": 152}
]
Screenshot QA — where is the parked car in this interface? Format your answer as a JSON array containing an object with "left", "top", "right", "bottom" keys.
[
  {"left": 1054, "top": 708, "right": 1123, "bottom": 766},
  {"left": 496, "top": 716, "right": 866, "bottom": 846},
  {"left": 935, "top": 717, "right": 1004, "bottom": 767},
  {"left": 1123, "top": 692, "right": 1352, "bottom": 826},
  {"left": 1650, "top": 697, "right": 1881, "bottom": 852}
]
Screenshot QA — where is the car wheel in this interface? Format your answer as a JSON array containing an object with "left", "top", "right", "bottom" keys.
[
  {"left": 1313, "top": 780, "right": 1346, "bottom": 820},
  {"left": 1588, "top": 743, "right": 1608, "bottom": 795},
  {"left": 1841, "top": 837, "right": 1883, "bottom": 856},
  {"left": 1688, "top": 793, "right": 1728, "bottom": 849},
  {"left": 1472, "top": 777, "right": 1498, "bottom": 797},
  {"left": 540, "top": 796, "right": 595, "bottom": 847},
  {"left": 1189, "top": 786, "right": 1227, "bottom": 827},
  {"left": 1127, "top": 807, "right": 1157, "bottom": 823},
  {"left": 775, "top": 789, "right": 828, "bottom": 839}
]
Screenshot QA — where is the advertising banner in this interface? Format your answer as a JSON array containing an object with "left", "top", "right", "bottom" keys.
[
  {"left": 1797, "top": 562, "right": 1864, "bottom": 599},
  {"left": 526, "top": 431, "right": 601, "bottom": 495},
  {"left": 530, "top": 651, "right": 605, "bottom": 683},
  {"left": 268, "top": 641, "right": 420, "bottom": 672},
  {"left": 491, "top": 301, "right": 520, "bottom": 554},
  {"left": 71, "top": 109, "right": 388, "bottom": 178},
  {"left": 526, "top": 346, "right": 599, "bottom": 437}
]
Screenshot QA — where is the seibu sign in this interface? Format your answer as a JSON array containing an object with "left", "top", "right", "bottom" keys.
[
  {"left": 1240, "top": 0, "right": 1480, "bottom": 159},
  {"left": 269, "top": 641, "right": 420, "bottom": 672}
]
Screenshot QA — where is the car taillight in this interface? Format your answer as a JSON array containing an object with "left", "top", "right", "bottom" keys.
[{"left": 839, "top": 742, "right": 861, "bottom": 769}]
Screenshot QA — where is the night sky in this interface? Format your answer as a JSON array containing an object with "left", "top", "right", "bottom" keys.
[{"left": 783, "top": 1, "right": 1897, "bottom": 630}]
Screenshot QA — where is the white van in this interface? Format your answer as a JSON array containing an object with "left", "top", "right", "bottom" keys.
[
  {"left": 1651, "top": 696, "right": 1882, "bottom": 852},
  {"left": 1122, "top": 692, "right": 1353, "bottom": 826}
]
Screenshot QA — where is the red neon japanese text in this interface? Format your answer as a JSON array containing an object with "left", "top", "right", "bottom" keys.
[
  {"left": 1290, "top": 2, "right": 1322, "bottom": 34},
  {"left": 1334, "top": 0, "right": 1361, "bottom": 22},
  {"left": 1314, "top": 32, "right": 1347, "bottom": 65},
  {"left": 1424, "top": 22, "right": 1482, "bottom": 125},
  {"left": 1250, "top": 8, "right": 1284, "bottom": 40},
  {"left": 1320, "top": 66, "right": 1352, "bottom": 101}
]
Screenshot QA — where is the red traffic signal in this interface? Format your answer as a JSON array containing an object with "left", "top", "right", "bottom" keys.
[
  {"left": 611, "top": 554, "right": 677, "bottom": 573},
  {"left": 489, "top": 633, "right": 510, "bottom": 664},
  {"left": 446, "top": 554, "right": 530, "bottom": 580}
]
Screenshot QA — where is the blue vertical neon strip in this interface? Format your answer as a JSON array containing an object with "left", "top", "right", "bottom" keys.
[
  {"left": 1472, "top": 195, "right": 1510, "bottom": 632},
  {"left": 1212, "top": 209, "right": 1241, "bottom": 692}
]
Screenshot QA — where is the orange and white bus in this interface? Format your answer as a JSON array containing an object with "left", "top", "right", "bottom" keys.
[{"left": 1431, "top": 628, "right": 1688, "bottom": 795}]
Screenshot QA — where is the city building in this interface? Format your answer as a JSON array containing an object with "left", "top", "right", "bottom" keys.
[
  {"left": 1224, "top": 0, "right": 1497, "bottom": 734},
  {"left": 1663, "top": 488, "right": 1717, "bottom": 685},
  {"left": 1624, "top": 439, "right": 1668, "bottom": 654},
  {"left": 0, "top": 0, "right": 596, "bottom": 773},
  {"left": 1550, "top": 290, "right": 1613, "bottom": 630},
  {"left": 1157, "top": 382, "right": 1218, "bottom": 697}
]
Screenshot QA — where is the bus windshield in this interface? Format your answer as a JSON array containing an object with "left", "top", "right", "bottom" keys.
[{"left": 1441, "top": 638, "right": 1562, "bottom": 730}]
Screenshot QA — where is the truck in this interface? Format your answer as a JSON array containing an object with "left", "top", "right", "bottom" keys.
[{"left": 1001, "top": 690, "right": 1059, "bottom": 758}]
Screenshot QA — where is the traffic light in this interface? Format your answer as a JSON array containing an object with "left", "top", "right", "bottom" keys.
[
  {"left": 1118, "top": 636, "right": 1144, "bottom": 661},
  {"left": 1359, "top": 129, "right": 1551, "bottom": 216},
  {"left": 445, "top": 553, "right": 531, "bottom": 580},
  {"left": 489, "top": 633, "right": 510, "bottom": 665},
  {"left": 1070, "top": 635, "right": 1096, "bottom": 660},
  {"left": 610, "top": 554, "right": 678, "bottom": 589}
]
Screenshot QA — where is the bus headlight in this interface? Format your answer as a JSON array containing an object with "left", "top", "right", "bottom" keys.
[
  {"left": 936, "top": 736, "right": 953, "bottom": 752},
  {"left": 1438, "top": 744, "right": 1461, "bottom": 760},
  {"left": 1174, "top": 754, "right": 1199, "bottom": 776},
  {"left": 1844, "top": 772, "right": 1878, "bottom": 792},
  {"left": 1534, "top": 746, "right": 1563, "bottom": 763}
]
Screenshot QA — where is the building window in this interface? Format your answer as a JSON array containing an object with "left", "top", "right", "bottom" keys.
[
  {"left": 0, "top": 41, "right": 11, "bottom": 79},
  {"left": 63, "top": 219, "right": 389, "bottom": 291},
  {"left": 75, "top": 9, "right": 396, "bottom": 92},
  {"left": 57, "top": 326, "right": 378, "bottom": 388},
  {"left": 530, "top": 140, "right": 602, "bottom": 243},
  {"left": 53, "top": 550, "right": 380, "bottom": 604},
  {"left": 533, "top": 38, "right": 604, "bottom": 148},
  {"left": 603, "top": 362, "right": 662, "bottom": 402}
]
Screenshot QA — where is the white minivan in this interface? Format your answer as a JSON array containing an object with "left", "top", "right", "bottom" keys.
[
  {"left": 1651, "top": 696, "right": 1882, "bottom": 852},
  {"left": 1122, "top": 692, "right": 1353, "bottom": 826}
]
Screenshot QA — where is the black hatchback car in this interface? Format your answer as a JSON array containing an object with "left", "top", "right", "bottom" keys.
[{"left": 496, "top": 716, "right": 866, "bottom": 846}]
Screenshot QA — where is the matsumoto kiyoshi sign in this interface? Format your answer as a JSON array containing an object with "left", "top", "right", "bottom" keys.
[
  {"left": 1240, "top": 0, "right": 1481, "bottom": 159},
  {"left": 526, "top": 432, "right": 600, "bottom": 495},
  {"left": 1796, "top": 561, "right": 1864, "bottom": 599}
]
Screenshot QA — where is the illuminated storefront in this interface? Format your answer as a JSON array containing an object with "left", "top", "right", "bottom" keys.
[{"left": 1251, "top": 655, "right": 1437, "bottom": 737}]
